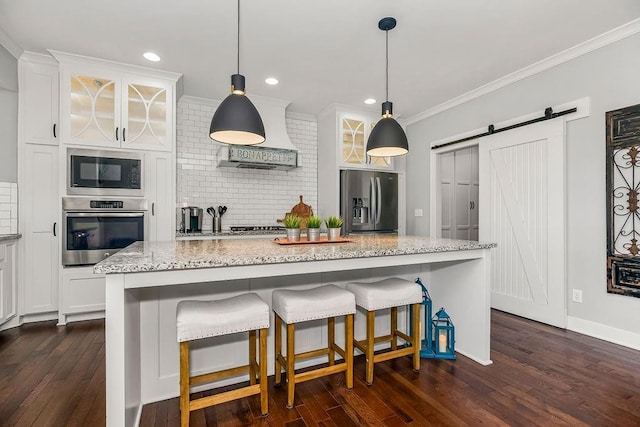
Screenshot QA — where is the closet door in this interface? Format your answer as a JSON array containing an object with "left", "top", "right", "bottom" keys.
[{"left": 440, "top": 146, "right": 479, "bottom": 241}]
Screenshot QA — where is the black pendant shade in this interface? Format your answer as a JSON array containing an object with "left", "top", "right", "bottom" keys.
[
  {"left": 209, "top": 0, "right": 265, "bottom": 146},
  {"left": 366, "top": 17, "right": 409, "bottom": 157},
  {"left": 210, "top": 74, "right": 265, "bottom": 145}
]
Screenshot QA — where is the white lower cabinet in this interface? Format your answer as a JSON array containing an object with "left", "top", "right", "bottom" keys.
[
  {"left": 20, "top": 144, "right": 60, "bottom": 315},
  {"left": 59, "top": 266, "right": 105, "bottom": 324},
  {"left": 0, "top": 240, "right": 17, "bottom": 329}
]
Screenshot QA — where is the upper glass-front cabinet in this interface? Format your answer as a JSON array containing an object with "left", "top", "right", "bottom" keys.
[
  {"left": 58, "top": 59, "right": 175, "bottom": 152},
  {"left": 69, "top": 74, "right": 118, "bottom": 143},
  {"left": 122, "top": 79, "right": 168, "bottom": 148},
  {"left": 340, "top": 115, "right": 392, "bottom": 169}
]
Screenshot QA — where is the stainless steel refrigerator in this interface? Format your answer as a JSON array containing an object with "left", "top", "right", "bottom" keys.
[{"left": 340, "top": 170, "right": 398, "bottom": 234}]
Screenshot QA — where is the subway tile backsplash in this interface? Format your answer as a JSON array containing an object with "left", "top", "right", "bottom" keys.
[
  {"left": 0, "top": 182, "right": 18, "bottom": 234},
  {"left": 177, "top": 98, "right": 318, "bottom": 232}
]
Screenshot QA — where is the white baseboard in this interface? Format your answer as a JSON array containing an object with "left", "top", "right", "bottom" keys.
[{"left": 567, "top": 316, "right": 640, "bottom": 351}]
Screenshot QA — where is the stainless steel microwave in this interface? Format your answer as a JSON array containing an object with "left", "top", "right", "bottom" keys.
[{"left": 68, "top": 148, "right": 143, "bottom": 196}]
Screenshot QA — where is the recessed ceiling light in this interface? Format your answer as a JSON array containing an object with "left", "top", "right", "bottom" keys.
[
  {"left": 364, "top": 98, "right": 376, "bottom": 105},
  {"left": 265, "top": 77, "right": 279, "bottom": 85},
  {"left": 143, "top": 52, "right": 161, "bottom": 62}
]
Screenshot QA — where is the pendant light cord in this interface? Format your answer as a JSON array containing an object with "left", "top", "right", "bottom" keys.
[
  {"left": 237, "top": 0, "right": 240, "bottom": 74},
  {"left": 385, "top": 29, "right": 389, "bottom": 102}
]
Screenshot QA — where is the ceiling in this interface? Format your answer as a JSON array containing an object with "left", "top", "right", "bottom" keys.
[{"left": 1, "top": 1, "right": 640, "bottom": 119}]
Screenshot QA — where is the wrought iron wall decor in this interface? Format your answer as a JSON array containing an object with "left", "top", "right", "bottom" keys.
[{"left": 606, "top": 103, "right": 640, "bottom": 298}]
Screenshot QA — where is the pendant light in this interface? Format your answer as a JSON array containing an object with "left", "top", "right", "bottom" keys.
[
  {"left": 209, "top": 0, "right": 265, "bottom": 145},
  {"left": 366, "top": 17, "right": 408, "bottom": 157}
]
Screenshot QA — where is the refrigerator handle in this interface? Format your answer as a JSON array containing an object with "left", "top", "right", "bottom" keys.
[
  {"left": 370, "top": 177, "right": 376, "bottom": 225},
  {"left": 376, "top": 176, "right": 382, "bottom": 224}
]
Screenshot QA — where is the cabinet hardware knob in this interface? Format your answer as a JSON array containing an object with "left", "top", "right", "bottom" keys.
[
  {"left": 53, "top": 123, "right": 57, "bottom": 138},
  {"left": 53, "top": 222, "right": 57, "bottom": 236},
  {"left": 115, "top": 127, "right": 119, "bottom": 141},
  {"left": 123, "top": 128, "right": 126, "bottom": 142},
  {"left": 152, "top": 202, "right": 155, "bottom": 216}
]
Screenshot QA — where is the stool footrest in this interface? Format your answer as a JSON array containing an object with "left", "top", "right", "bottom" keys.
[
  {"left": 295, "top": 363, "right": 347, "bottom": 384},
  {"left": 374, "top": 346, "right": 415, "bottom": 363},
  {"left": 295, "top": 347, "right": 331, "bottom": 361},
  {"left": 395, "top": 330, "right": 412, "bottom": 343},
  {"left": 191, "top": 364, "right": 250, "bottom": 386},
  {"left": 190, "top": 383, "right": 261, "bottom": 411}
]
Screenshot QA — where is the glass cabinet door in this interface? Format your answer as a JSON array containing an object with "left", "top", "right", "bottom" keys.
[
  {"left": 341, "top": 118, "right": 366, "bottom": 165},
  {"left": 123, "top": 81, "right": 168, "bottom": 148},
  {"left": 69, "top": 75, "right": 117, "bottom": 143}
]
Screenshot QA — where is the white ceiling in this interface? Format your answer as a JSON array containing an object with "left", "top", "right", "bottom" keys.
[{"left": 1, "top": 1, "right": 640, "bottom": 118}]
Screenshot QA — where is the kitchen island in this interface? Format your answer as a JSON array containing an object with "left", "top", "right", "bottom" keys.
[{"left": 96, "top": 235, "right": 495, "bottom": 427}]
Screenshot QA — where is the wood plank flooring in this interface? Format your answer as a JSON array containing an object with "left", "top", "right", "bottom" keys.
[{"left": 1, "top": 310, "right": 639, "bottom": 426}]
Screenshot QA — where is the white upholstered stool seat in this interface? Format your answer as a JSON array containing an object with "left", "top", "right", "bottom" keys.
[
  {"left": 177, "top": 293, "right": 269, "bottom": 426},
  {"left": 272, "top": 285, "right": 355, "bottom": 408},
  {"left": 177, "top": 293, "right": 270, "bottom": 342},
  {"left": 346, "top": 278, "right": 422, "bottom": 385}
]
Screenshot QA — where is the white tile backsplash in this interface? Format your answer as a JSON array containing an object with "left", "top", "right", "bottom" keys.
[
  {"left": 0, "top": 182, "right": 17, "bottom": 234},
  {"left": 176, "top": 99, "right": 318, "bottom": 232}
]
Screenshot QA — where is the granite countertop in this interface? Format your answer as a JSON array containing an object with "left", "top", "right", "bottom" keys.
[
  {"left": 0, "top": 234, "right": 21, "bottom": 242},
  {"left": 94, "top": 234, "right": 496, "bottom": 274}
]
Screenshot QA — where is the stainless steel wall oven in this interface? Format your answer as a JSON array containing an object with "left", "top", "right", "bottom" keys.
[
  {"left": 62, "top": 197, "right": 148, "bottom": 266},
  {"left": 68, "top": 148, "right": 143, "bottom": 196}
]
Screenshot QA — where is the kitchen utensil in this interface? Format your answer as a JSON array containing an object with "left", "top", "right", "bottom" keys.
[
  {"left": 207, "top": 207, "right": 216, "bottom": 217},
  {"left": 218, "top": 205, "right": 227, "bottom": 216},
  {"left": 277, "top": 195, "right": 313, "bottom": 229}
]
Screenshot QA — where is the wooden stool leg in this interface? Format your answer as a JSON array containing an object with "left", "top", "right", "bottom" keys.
[
  {"left": 345, "top": 313, "right": 354, "bottom": 389},
  {"left": 286, "top": 323, "right": 296, "bottom": 408},
  {"left": 328, "top": 316, "right": 335, "bottom": 366},
  {"left": 365, "top": 310, "right": 375, "bottom": 385},
  {"left": 259, "top": 327, "right": 268, "bottom": 416},
  {"left": 274, "top": 314, "right": 282, "bottom": 386},
  {"left": 412, "top": 304, "right": 421, "bottom": 372},
  {"left": 179, "top": 341, "right": 190, "bottom": 427},
  {"left": 249, "top": 329, "right": 257, "bottom": 385},
  {"left": 390, "top": 306, "right": 398, "bottom": 351}
]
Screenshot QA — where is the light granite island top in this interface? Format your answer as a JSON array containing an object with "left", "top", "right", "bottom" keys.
[
  {"left": 99, "top": 234, "right": 495, "bottom": 427},
  {"left": 94, "top": 234, "right": 495, "bottom": 274}
]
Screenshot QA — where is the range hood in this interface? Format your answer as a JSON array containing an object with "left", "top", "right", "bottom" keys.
[{"left": 217, "top": 96, "right": 300, "bottom": 170}]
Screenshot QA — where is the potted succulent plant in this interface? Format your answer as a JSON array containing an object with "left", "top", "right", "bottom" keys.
[
  {"left": 324, "top": 216, "right": 343, "bottom": 241},
  {"left": 306, "top": 215, "right": 322, "bottom": 242},
  {"left": 283, "top": 214, "right": 302, "bottom": 242}
]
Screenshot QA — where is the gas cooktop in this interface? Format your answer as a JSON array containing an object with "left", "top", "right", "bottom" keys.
[{"left": 230, "top": 226, "right": 285, "bottom": 232}]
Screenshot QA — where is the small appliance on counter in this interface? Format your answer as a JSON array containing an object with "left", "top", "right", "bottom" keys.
[{"left": 180, "top": 207, "right": 203, "bottom": 233}]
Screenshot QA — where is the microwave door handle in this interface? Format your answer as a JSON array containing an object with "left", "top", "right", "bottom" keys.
[
  {"left": 376, "top": 176, "right": 382, "bottom": 224},
  {"left": 65, "top": 212, "right": 145, "bottom": 218}
]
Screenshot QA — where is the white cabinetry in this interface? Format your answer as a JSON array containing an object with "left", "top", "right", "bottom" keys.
[
  {"left": 53, "top": 51, "right": 179, "bottom": 152},
  {"left": 146, "top": 152, "right": 175, "bottom": 241},
  {"left": 19, "top": 53, "right": 59, "bottom": 146},
  {"left": 0, "top": 239, "right": 17, "bottom": 328},
  {"left": 339, "top": 113, "right": 393, "bottom": 170},
  {"left": 59, "top": 266, "right": 105, "bottom": 324},
  {"left": 19, "top": 144, "right": 59, "bottom": 315}
]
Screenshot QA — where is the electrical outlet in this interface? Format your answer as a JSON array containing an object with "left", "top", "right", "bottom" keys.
[
  {"left": 572, "top": 289, "right": 583, "bottom": 303},
  {"left": 414, "top": 209, "right": 423, "bottom": 217}
]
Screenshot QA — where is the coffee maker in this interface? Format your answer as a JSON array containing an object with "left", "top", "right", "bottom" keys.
[{"left": 180, "top": 207, "right": 203, "bottom": 233}]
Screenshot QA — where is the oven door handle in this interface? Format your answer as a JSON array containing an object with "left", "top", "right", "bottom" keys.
[{"left": 64, "top": 212, "right": 146, "bottom": 218}]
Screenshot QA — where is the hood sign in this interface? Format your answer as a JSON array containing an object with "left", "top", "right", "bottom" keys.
[{"left": 228, "top": 145, "right": 297, "bottom": 168}]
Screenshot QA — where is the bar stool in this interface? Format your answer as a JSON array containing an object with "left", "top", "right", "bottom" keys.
[
  {"left": 176, "top": 293, "right": 270, "bottom": 426},
  {"left": 272, "top": 284, "right": 355, "bottom": 408},
  {"left": 346, "top": 277, "right": 422, "bottom": 385}
]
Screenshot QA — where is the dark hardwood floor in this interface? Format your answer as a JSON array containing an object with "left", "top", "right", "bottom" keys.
[{"left": 1, "top": 310, "right": 639, "bottom": 426}]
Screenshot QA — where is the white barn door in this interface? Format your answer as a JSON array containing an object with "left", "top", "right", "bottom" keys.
[{"left": 479, "top": 119, "right": 566, "bottom": 328}]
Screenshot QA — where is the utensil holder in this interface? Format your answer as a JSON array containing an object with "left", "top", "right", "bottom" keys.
[{"left": 213, "top": 216, "right": 221, "bottom": 233}]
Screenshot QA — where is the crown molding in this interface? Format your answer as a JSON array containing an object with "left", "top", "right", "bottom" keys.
[
  {"left": 0, "top": 27, "right": 22, "bottom": 58},
  {"left": 406, "top": 18, "right": 640, "bottom": 126}
]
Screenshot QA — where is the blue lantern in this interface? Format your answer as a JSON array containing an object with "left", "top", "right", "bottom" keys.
[
  {"left": 412, "top": 278, "right": 435, "bottom": 358},
  {"left": 433, "top": 308, "right": 456, "bottom": 359}
]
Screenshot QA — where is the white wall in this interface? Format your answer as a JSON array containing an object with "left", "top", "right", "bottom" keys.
[
  {"left": 406, "top": 33, "right": 640, "bottom": 339},
  {"left": 176, "top": 97, "right": 318, "bottom": 232},
  {"left": 0, "top": 43, "right": 17, "bottom": 182}
]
